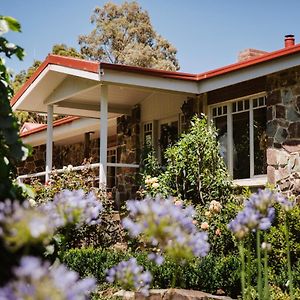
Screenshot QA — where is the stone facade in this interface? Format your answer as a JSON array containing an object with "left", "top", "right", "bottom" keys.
[
  {"left": 17, "top": 137, "right": 116, "bottom": 180},
  {"left": 266, "top": 67, "right": 300, "bottom": 193},
  {"left": 116, "top": 105, "right": 141, "bottom": 203}
]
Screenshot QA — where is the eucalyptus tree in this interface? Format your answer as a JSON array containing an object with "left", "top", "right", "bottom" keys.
[{"left": 79, "top": 1, "right": 179, "bottom": 71}]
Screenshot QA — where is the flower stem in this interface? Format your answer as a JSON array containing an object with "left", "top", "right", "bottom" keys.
[
  {"left": 239, "top": 241, "right": 246, "bottom": 300},
  {"left": 246, "top": 240, "right": 251, "bottom": 299},
  {"left": 256, "top": 231, "right": 263, "bottom": 300},
  {"left": 285, "top": 213, "right": 294, "bottom": 300},
  {"left": 263, "top": 244, "right": 269, "bottom": 300}
]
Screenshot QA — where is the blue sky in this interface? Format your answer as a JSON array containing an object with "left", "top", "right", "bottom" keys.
[{"left": 3, "top": 0, "right": 300, "bottom": 75}]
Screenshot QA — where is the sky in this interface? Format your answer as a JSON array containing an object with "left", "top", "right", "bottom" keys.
[{"left": 3, "top": 0, "right": 300, "bottom": 76}]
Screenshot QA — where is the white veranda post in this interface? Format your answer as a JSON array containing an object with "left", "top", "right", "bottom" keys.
[
  {"left": 46, "top": 105, "right": 53, "bottom": 182},
  {"left": 99, "top": 85, "right": 108, "bottom": 188}
]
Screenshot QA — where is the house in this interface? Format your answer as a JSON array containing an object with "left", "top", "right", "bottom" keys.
[{"left": 12, "top": 35, "right": 300, "bottom": 200}]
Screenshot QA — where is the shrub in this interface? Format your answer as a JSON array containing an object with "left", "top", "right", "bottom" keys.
[
  {"left": 30, "top": 163, "right": 125, "bottom": 250},
  {"left": 60, "top": 247, "right": 241, "bottom": 297},
  {"left": 141, "top": 116, "right": 232, "bottom": 205}
]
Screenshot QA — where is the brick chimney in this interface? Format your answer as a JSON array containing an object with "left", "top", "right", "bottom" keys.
[
  {"left": 284, "top": 34, "right": 295, "bottom": 48},
  {"left": 238, "top": 48, "right": 268, "bottom": 62}
]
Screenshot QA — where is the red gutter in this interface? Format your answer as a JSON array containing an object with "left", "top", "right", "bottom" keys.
[
  {"left": 196, "top": 43, "right": 300, "bottom": 80},
  {"left": 20, "top": 116, "right": 80, "bottom": 138}
]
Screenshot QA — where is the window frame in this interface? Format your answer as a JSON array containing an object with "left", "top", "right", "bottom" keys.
[{"left": 208, "top": 92, "right": 267, "bottom": 180}]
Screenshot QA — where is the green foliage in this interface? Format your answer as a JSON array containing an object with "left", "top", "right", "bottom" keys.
[
  {"left": 52, "top": 43, "right": 84, "bottom": 59},
  {"left": 31, "top": 164, "right": 124, "bottom": 249},
  {"left": 60, "top": 247, "right": 241, "bottom": 297},
  {"left": 265, "top": 204, "right": 300, "bottom": 287},
  {"left": 78, "top": 1, "right": 179, "bottom": 70},
  {"left": 140, "top": 141, "right": 161, "bottom": 179},
  {"left": 195, "top": 197, "right": 243, "bottom": 256},
  {"left": 143, "top": 116, "right": 232, "bottom": 205},
  {"left": 0, "top": 15, "right": 27, "bottom": 201}
]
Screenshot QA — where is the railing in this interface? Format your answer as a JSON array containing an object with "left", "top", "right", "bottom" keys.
[{"left": 17, "top": 162, "right": 140, "bottom": 184}]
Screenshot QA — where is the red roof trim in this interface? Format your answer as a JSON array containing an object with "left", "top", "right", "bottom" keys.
[
  {"left": 196, "top": 43, "right": 300, "bottom": 80},
  {"left": 99, "top": 62, "right": 197, "bottom": 80},
  {"left": 11, "top": 55, "right": 99, "bottom": 106},
  {"left": 11, "top": 43, "right": 300, "bottom": 111},
  {"left": 20, "top": 116, "right": 80, "bottom": 138}
]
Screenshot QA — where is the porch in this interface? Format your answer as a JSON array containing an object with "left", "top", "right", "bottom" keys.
[{"left": 12, "top": 55, "right": 197, "bottom": 199}]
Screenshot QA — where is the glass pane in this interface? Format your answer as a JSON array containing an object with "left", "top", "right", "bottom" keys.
[
  {"left": 253, "top": 98, "right": 258, "bottom": 108},
  {"left": 159, "top": 122, "right": 179, "bottom": 165},
  {"left": 259, "top": 97, "right": 265, "bottom": 107},
  {"left": 238, "top": 101, "right": 243, "bottom": 111},
  {"left": 232, "top": 102, "right": 237, "bottom": 113},
  {"left": 213, "top": 107, "right": 217, "bottom": 117},
  {"left": 254, "top": 107, "right": 267, "bottom": 175},
  {"left": 233, "top": 111, "right": 250, "bottom": 179},
  {"left": 245, "top": 99, "right": 249, "bottom": 110},
  {"left": 217, "top": 107, "right": 222, "bottom": 115},
  {"left": 223, "top": 105, "right": 227, "bottom": 114},
  {"left": 214, "top": 116, "right": 228, "bottom": 167}
]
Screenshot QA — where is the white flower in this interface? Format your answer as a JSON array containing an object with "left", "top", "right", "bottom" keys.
[
  {"left": 152, "top": 182, "right": 159, "bottom": 189},
  {"left": 0, "top": 19, "right": 9, "bottom": 35},
  {"left": 21, "top": 146, "right": 29, "bottom": 161},
  {"left": 200, "top": 222, "right": 209, "bottom": 230}
]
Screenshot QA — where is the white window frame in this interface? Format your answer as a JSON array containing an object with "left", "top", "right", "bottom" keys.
[
  {"left": 142, "top": 121, "right": 158, "bottom": 150},
  {"left": 208, "top": 92, "right": 267, "bottom": 181}
]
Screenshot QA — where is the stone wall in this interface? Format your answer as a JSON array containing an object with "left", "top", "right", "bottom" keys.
[
  {"left": 266, "top": 67, "right": 300, "bottom": 194},
  {"left": 115, "top": 105, "right": 141, "bottom": 203},
  {"left": 17, "top": 137, "right": 116, "bottom": 178}
]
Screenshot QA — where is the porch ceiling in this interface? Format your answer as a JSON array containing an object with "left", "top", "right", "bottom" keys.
[{"left": 12, "top": 59, "right": 196, "bottom": 119}]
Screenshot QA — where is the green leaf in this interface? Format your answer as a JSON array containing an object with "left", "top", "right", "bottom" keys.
[{"left": 3, "top": 16, "right": 21, "bottom": 32}]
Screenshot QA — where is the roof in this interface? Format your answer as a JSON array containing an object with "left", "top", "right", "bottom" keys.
[
  {"left": 12, "top": 40, "right": 300, "bottom": 139},
  {"left": 20, "top": 116, "right": 79, "bottom": 138},
  {"left": 11, "top": 42, "right": 300, "bottom": 108},
  {"left": 20, "top": 122, "right": 45, "bottom": 134}
]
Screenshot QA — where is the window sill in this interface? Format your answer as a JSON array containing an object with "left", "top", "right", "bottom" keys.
[{"left": 233, "top": 175, "right": 267, "bottom": 187}]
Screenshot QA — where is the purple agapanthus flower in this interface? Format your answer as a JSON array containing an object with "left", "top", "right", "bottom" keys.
[
  {"left": 106, "top": 258, "right": 152, "bottom": 296},
  {"left": 228, "top": 189, "right": 295, "bottom": 239},
  {"left": 122, "top": 196, "right": 210, "bottom": 262},
  {"left": 0, "top": 256, "right": 96, "bottom": 299},
  {"left": 0, "top": 199, "right": 56, "bottom": 250},
  {"left": 41, "top": 189, "right": 103, "bottom": 228}
]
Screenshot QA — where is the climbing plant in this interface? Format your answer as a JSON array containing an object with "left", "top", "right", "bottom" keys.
[{"left": 0, "top": 15, "right": 27, "bottom": 201}]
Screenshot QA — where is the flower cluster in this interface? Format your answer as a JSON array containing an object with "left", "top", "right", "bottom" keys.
[
  {"left": 0, "top": 190, "right": 103, "bottom": 250},
  {"left": 144, "top": 176, "right": 159, "bottom": 189},
  {"left": 0, "top": 199, "right": 56, "bottom": 250},
  {"left": 204, "top": 200, "right": 222, "bottom": 219},
  {"left": 106, "top": 258, "right": 152, "bottom": 296},
  {"left": 228, "top": 189, "right": 295, "bottom": 240},
  {"left": 209, "top": 200, "right": 222, "bottom": 214},
  {"left": 42, "top": 189, "right": 103, "bottom": 228},
  {"left": 122, "top": 196, "right": 210, "bottom": 262},
  {"left": 0, "top": 256, "right": 96, "bottom": 299}
]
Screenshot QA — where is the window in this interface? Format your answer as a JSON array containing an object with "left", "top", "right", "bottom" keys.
[
  {"left": 143, "top": 122, "right": 153, "bottom": 146},
  {"left": 158, "top": 118, "right": 179, "bottom": 164},
  {"left": 210, "top": 95, "right": 267, "bottom": 179}
]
